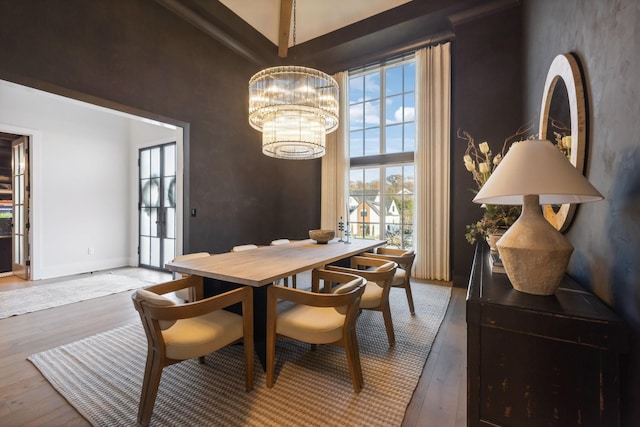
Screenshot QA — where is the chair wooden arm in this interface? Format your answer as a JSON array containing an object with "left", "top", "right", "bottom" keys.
[
  {"left": 268, "top": 281, "right": 363, "bottom": 308},
  {"left": 362, "top": 251, "right": 415, "bottom": 270},
  {"left": 309, "top": 268, "right": 369, "bottom": 294},
  {"left": 325, "top": 264, "right": 397, "bottom": 283},
  {"left": 143, "top": 286, "right": 253, "bottom": 321},
  {"left": 347, "top": 255, "right": 395, "bottom": 269},
  {"left": 377, "top": 247, "right": 411, "bottom": 256}
]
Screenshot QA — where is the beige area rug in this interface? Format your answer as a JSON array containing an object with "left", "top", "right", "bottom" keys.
[
  {"left": 0, "top": 273, "right": 158, "bottom": 319},
  {"left": 29, "top": 282, "right": 452, "bottom": 427}
]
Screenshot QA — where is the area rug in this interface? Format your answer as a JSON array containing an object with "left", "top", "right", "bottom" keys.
[
  {"left": 0, "top": 273, "right": 158, "bottom": 319},
  {"left": 29, "top": 282, "right": 452, "bottom": 427}
]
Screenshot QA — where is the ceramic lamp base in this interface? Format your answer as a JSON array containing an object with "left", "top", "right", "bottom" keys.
[{"left": 497, "top": 195, "right": 573, "bottom": 295}]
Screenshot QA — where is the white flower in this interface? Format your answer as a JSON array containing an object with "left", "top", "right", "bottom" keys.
[
  {"left": 478, "top": 162, "right": 490, "bottom": 174},
  {"left": 479, "top": 142, "right": 490, "bottom": 154},
  {"left": 463, "top": 155, "right": 475, "bottom": 171},
  {"left": 493, "top": 153, "right": 502, "bottom": 165},
  {"left": 464, "top": 160, "right": 475, "bottom": 172}
]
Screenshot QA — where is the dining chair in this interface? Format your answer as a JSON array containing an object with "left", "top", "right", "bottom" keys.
[
  {"left": 270, "top": 239, "right": 297, "bottom": 288},
  {"left": 170, "top": 252, "right": 210, "bottom": 302},
  {"left": 266, "top": 268, "right": 366, "bottom": 392},
  {"left": 363, "top": 248, "right": 416, "bottom": 314},
  {"left": 131, "top": 275, "right": 254, "bottom": 427},
  {"left": 325, "top": 256, "right": 398, "bottom": 346}
]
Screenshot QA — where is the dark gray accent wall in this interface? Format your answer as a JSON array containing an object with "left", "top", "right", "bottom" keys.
[
  {"left": 522, "top": 1, "right": 639, "bottom": 425},
  {"left": 0, "top": 0, "right": 320, "bottom": 253},
  {"left": 451, "top": 6, "right": 525, "bottom": 287}
]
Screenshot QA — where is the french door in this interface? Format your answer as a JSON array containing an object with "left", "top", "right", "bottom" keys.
[{"left": 138, "top": 142, "right": 176, "bottom": 270}]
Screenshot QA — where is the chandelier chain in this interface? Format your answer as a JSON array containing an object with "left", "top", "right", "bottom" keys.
[{"left": 293, "top": 0, "right": 297, "bottom": 46}]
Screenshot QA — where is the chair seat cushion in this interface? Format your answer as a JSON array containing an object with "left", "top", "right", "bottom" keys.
[
  {"left": 162, "top": 310, "right": 244, "bottom": 360},
  {"left": 391, "top": 268, "right": 407, "bottom": 287},
  {"left": 360, "top": 280, "right": 383, "bottom": 309},
  {"left": 277, "top": 305, "right": 346, "bottom": 344}
]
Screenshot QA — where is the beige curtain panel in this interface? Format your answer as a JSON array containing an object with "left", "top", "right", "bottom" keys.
[
  {"left": 414, "top": 43, "right": 451, "bottom": 281},
  {"left": 321, "top": 71, "right": 349, "bottom": 231}
]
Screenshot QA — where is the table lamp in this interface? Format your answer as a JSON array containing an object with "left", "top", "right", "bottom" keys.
[{"left": 473, "top": 139, "right": 603, "bottom": 295}]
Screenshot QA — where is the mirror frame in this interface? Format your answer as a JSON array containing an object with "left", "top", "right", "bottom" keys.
[{"left": 539, "top": 53, "right": 587, "bottom": 232}]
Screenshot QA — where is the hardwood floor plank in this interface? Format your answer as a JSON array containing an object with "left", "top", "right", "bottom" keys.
[{"left": 402, "top": 286, "right": 467, "bottom": 427}]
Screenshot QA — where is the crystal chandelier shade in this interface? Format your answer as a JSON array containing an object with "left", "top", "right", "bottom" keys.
[{"left": 248, "top": 66, "right": 339, "bottom": 160}]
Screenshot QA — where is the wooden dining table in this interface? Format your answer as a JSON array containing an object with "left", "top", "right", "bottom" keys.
[{"left": 165, "top": 238, "right": 387, "bottom": 366}]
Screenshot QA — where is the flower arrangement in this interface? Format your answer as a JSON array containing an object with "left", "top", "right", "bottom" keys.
[{"left": 458, "top": 123, "right": 534, "bottom": 245}]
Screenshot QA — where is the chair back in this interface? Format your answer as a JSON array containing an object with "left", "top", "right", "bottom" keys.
[
  {"left": 232, "top": 244, "right": 259, "bottom": 252},
  {"left": 270, "top": 239, "right": 291, "bottom": 246}
]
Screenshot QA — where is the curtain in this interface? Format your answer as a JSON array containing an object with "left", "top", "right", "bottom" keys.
[
  {"left": 321, "top": 71, "right": 349, "bottom": 230},
  {"left": 414, "top": 43, "right": 451, "bottom": 281}
]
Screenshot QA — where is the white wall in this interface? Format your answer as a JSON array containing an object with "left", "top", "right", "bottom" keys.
[{"left": 0, "top": 80, "right": 180, "bottom": 279}]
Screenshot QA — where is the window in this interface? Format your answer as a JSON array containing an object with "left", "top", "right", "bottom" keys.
[{"left": 348, "top": 56, "right": 415, "bottom": 249}]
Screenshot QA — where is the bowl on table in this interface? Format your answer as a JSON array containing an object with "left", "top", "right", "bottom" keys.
[{"left": 309, "top": 229, "right": 335, "bottom": 244}]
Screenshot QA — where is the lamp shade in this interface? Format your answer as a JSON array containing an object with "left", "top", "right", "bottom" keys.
[{"left": 473, "top": 139, "right": 603, "bottom": 205}]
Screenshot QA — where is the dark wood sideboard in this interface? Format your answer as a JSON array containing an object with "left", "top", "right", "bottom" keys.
[{"left": 466, "top": 243, "right": 627, "bottom": 427}]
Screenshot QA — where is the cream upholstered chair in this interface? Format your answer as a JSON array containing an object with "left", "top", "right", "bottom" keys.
[
  {"left": 325, "top": 256, "right": 398, "bottom": 346},
  {"left": 170, "top": 252, "right": 210, "bottom": 302},
  {"left": 131, "top": 275, "right": 254, "bottom": 427},
  {"left": 270, "top": 239, "right": 297, "bottom": 288},
  {"left": 266, "top": 269, "right": 366, "bottom": 392},
  {"left": 364, "top": 248, "right": 416, "bottom": 314}
]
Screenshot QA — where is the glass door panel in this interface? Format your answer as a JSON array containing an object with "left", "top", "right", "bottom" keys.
[{"left": 139, "top": 142, "right": 176, "bottom": 270}]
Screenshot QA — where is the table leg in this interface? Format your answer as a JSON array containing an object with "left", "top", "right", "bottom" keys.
[{"left": 203, "top": 278, "right": 268, "bottom": 370}]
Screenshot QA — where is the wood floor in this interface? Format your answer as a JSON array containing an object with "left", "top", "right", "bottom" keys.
[{"left": 0, "top": 269, "right": 467, "bottom": 426}]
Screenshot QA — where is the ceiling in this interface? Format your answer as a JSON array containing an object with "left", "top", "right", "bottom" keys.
[
  {"left": 218, "top": 0, "right": 412, "bottom": 47},
  {"left": 155, "top": 0, "right": 519, "bottom": 71}
]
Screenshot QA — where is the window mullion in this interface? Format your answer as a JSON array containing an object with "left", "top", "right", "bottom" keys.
[
  {"left": 380, "top": 68, "right": 386, "bottom": 155},
  {"left": 380, "top": 167, "right": 386, "bottom": 238}
]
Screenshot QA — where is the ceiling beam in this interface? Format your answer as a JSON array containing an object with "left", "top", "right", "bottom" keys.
[
  {"left": 155, "top": 0, "right": 269, "bottom": 66},
  {"left": 278, "top": 0, "right": 293, "bottom": 58}
]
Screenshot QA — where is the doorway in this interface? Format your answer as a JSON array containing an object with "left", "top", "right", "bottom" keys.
[
  {"left": 138, "top": 142, "right": 177, "bottom": 271},
  {"left": 0, "top": 133, "right": 30, "bottom": 280}
]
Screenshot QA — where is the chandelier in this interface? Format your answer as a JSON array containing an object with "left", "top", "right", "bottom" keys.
[
  {"left": 248, "top": 66, "right": 339, "bottom": 159},
  {"left": 247, "top": 0, "right": 338, "bottom": 159}
]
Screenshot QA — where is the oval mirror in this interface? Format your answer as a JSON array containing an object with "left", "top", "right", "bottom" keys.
[{"left": 538, "top": 53, "right": 587, "bottom": 232}]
